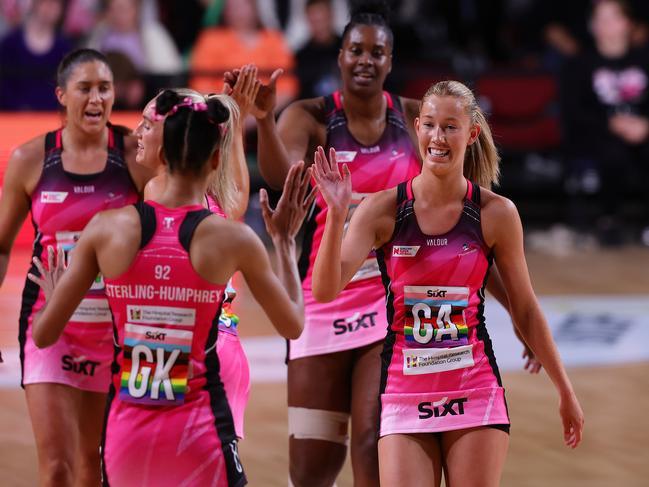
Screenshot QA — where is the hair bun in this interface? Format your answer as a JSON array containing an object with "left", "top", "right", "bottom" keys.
[
  {"left": 349, "top": 0, "right": 390, "bottom": 22},
  {"left": 207, "top": 98, "right": 230, "bottom": 124},
  {"left": 155, "top": 89, "right": 183, "bottom": 116}
]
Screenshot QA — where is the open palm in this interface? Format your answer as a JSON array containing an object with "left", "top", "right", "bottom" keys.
[{"left": 312, "top": 146, "right": 351, "bottom": 215}]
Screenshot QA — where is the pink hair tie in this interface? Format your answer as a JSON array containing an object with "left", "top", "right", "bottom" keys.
[{"left": 152, "top": 97, "right": 208, "bottom": 121}]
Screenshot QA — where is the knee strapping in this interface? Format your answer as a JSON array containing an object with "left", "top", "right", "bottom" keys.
[{"left": 288, "top": 407, "right": 350, "bottom": 445}]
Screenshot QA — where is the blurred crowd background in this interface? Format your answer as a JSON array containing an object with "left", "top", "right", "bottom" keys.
[{"left": 1, "top": 0, "right": 648, "bottom": 251}]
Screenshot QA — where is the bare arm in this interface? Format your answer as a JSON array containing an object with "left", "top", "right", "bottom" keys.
[
  {"left": 223, "top": 65, "right": 261, "bottom": 219},
  {"left": 484, "top": 195, "right": 584, "bottom": 447},
  {"left": 31, "top": 216, "right": 102, "bottom": 347},
  {"left": 311, "top": 147, "right": 392, "bottom": 301},
  {"left": 0, "top": 141, "right": 41, "bottom": 286},
  {"left": 486, "top": 265, "right": 542, "bottom": 373}
]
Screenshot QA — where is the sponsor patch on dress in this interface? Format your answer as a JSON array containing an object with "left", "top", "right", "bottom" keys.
[
  {"left": 392, "top": 246, "right": 420, "bottom": 257},
  {"left": 403, "top": 344, "right": 474, "bottom": 375},
  {"left": 126, "top": 305, "right": 196, "bottom": 327},
  {"left": 120, "top": 324, "right": 192, "bottom": 406},
  {"left": 70, "top": 298, "right": 111, "bottom": 323},
  {"left": 41, "top": 191, "right": 68, "bottom": 203},
  {"left": 335, "top": 151, "right": 357, "bottom": 163},
  {"left": 403, "top": 286, "right": 470, "bottom": 348}
]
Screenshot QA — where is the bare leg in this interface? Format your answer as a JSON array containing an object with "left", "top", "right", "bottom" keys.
[
  {"left": 349, "top": 341, "right": 382, "bottom": 487},
  {"left": 26, "top": 383, "right": 80, "bottom": 487},
  {"left": 74, "top": 390, "right": 107, "bottom": 487},
  {"left": 378, "top": 433, "right": 443, "bottom": 487},
  {"left": 287, "top": 351, "right": 352, "bottom": 487},
  {"left": 442, "top": 427, "right": 509, "bottom": 487}
]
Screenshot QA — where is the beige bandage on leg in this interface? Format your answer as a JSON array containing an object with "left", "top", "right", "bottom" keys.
[{"left": 288, "top": 407, "right": 350, "bottom": 445}]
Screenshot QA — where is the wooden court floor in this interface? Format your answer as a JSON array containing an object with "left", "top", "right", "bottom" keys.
[{"left": 1, "top": 246, "right": 648, "bottom": 486}]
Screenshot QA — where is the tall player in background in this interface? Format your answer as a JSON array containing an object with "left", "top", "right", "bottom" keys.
[
  {"left": 0, "top": 49, "right": 152, "bottom": 486},
  {"left": 311, "top": 80, "right": 583, "bottom": 486},
  {"left": 29, "top": 89, "right": 314, "bottom": 486}
]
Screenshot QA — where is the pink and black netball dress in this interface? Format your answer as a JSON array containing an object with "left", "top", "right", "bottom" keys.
[
  {"left": 20, "top": 126, "right": 138, "bottom": 391},
  {"left": 376, "top": 179, "right": 510, "bottom": 435},
  {"left": 102, "top": 201, "right": 246, "bottom": 486},
  {"left": 290, "top": 91, "right": 420, "bottom": 359}
]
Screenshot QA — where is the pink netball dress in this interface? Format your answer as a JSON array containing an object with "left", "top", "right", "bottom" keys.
[
  {"left": 20, "top": 127, "right": 138, "bottom": 391},
  {"left": 206, "top": 194, "right": 250, "bottom": 439},
  {"left": 102, "top": 201, "right": 246, "bottom": 487},
  {"left": 376, "top": 180, "right": 510, "bottom": 436},
  {"left": 290, "top": 91, "right": 420, "bottom": 360}
]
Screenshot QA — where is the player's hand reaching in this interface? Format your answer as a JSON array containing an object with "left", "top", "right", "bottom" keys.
[
  {"left": 522, "top": 347, "right": 542, "bottom": 374},
  {"left": 27, "top": 245, "right": 68, "bottom": 302},
  {"left": 260, "top": 160, "right": 316, "bottom": 242},
  {"left": 312, "top": 146, "right": 351, "bottom": 216},
  {"left": 222, "top": 64, "right": 261, "bottom": 122},
  {"left": 224, "top": 67, "right": 282, "bottom": 120}
]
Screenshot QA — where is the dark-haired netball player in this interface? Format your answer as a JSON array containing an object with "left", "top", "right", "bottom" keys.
[{"left": 0, "top": 48, "right": 151, "bottom": 486}]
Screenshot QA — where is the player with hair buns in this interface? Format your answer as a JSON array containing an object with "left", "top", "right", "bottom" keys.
[
  {"left": 134, "top": 66, "right": 261, "bottom": 439},
  {"left": 29, "top": 89, "right": 315, "bottom": 486}
]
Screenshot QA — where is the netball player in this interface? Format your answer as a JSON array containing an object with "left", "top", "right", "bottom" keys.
[
  {"left": 0, "top": 48, "right": 151, "bottom": 486},
  {"left": 311, "top": 80, "right": 584, "bottom": 486},
  {"left": 133, "top": 68, "right": 260, "bottom": 438},
  {"left": 224, "top": 3, "right": 538, "bottom": 485}
]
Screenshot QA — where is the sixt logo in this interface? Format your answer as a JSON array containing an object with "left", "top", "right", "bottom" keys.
[
  {"left": 426, "top": 289, "right": 447, "bottom": 298},
  {"left": 61, "top": 355, "right": 100, "bottom": 376},
  {"left": 333, "top": 312, "right": 378, "bottom": 335},
  {"left": 145, "top": 331, "right": 167, "bottom": 341},
  {"left": 418, "top": 397, "right": 468, "bottom": 419}
]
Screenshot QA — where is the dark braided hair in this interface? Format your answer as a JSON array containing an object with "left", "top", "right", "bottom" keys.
[
  {"left": 341, "top": 0, "right": 393, "bottom": 48},
  {"left": 155, "top": 89, "right": 230, "bottom": 176}
]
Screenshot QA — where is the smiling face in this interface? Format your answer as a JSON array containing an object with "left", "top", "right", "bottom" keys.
[
  {"left": 415, "top": 95, "right": 480, "bottom": 177},
  {"left": 56, "top": 60, "right": 115, "bottom": 135},
  {"left": 133, "top": 98, "right": 164, "bottom": 169},
  {"left": 338, "top": 24, "right": 392, "bottom": 95}
]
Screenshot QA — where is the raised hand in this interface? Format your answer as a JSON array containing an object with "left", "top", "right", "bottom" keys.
[
  {"left": 27, "top": 245, "right": 68, "bottom": 301},
  {"left": 522, "top": 347, "right": 542, "bottom": 374},
  {"left": 260, "top": 161, "right": 316, "bottom": 241},
  {"left": 223, "top": 64, "right": 261, "bottom": 121},
  {"left": 312, "top": 146, "right": 351, "bottom": 215},
  {"left": 560, "top": 392, "right": 584, "bottom": 449},
  {"left": 252, "top": 68, "right": 282, "bottom": 120}
]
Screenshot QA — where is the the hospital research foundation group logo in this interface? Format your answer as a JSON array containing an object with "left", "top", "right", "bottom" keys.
[{"left": 129, "top": 307, "right": 142, "bottom": 321}]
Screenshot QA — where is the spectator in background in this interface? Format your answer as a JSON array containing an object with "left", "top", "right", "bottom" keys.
[
  {"left": 190, "top": 0, "right": 298, "bottom": 111},
  {"left": 157, "top": 0, "right": 207, "bottom": 56},
  {"left": 560, "top": 0, "right": 649, "bottom": 244},
  {"left": 105, "top": 51, "right": 146, "bottom": 109},
  {"left": 295, "top": 0, "right": 340, "bottom": 99},
  {"left": 86, "top": 0, "right": 182, "bottom": 77},
  {"left": 0, "top": 0, "right": 72, "bottom": 110}
]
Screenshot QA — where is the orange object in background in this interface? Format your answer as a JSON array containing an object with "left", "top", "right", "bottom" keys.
[{"left": 0, "top": 112, "right": 142, "bottom": 248}]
